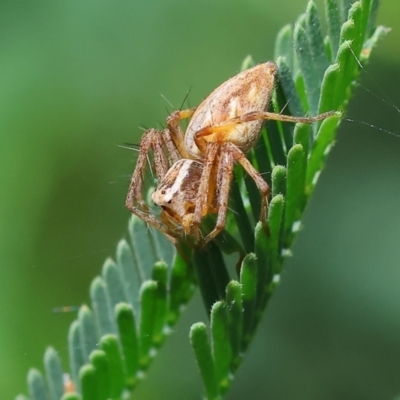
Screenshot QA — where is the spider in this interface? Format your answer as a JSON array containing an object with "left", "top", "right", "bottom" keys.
[{"left": 126, "top": 61, "right": 338, "bottom": 244}]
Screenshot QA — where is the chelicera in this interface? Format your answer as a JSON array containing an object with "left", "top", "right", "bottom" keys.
[{"left": 126, "top": 61, "right": 337, "bottom": 244}]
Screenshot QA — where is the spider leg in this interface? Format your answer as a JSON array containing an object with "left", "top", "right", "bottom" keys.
[
  {"left": 161, "top": 128, "right": 183, "bottom": 164},
  {"left": 202, "top": 145, "right": 235, "bottom": 244},
  {"left": 194, "top": 109, "right": 338, "bottom": 139},
  {"left": 152, "top": 130, "right": 169, "bottom": 181},
  {"left": 192, "top": 142, "right": 219, "bottom": 240},
  {"left": 125, "top": 128, "right": 179, "bottom": 242},
  {"left": 129, "top": 205, "right": 178, "bottom": 243},
  {"left": 225, "top": 142, "right": 270, "bottom": 223},
  {"left": 126, "top": 128, "right": 158, "bottom": 208},
  {"left": 166, "top": 108, "right": 196, "bottom": 158}
]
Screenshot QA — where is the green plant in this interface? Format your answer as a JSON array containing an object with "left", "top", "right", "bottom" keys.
[{"left": 16, "top": 1, "right": 387, "bottom": 399}]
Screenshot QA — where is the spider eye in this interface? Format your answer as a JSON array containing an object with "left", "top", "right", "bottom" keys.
[
  {"left": 161, "top": 190, "right": 166, "bottom": 195},
  {"left": 167, "top": 200, "right": 172, "bottom": 204}
]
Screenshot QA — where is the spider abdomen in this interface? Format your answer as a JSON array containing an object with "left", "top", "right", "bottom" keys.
[{"left": 185, "top": 61, "right": 277, "bottom": 157}]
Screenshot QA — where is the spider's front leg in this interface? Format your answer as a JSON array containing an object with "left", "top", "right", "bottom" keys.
[
  {"left": 126, "top": 128, "right": 167, "bottom": 208},
  {"left": 125, "top": 128, "right": 177, "bottom": 240}
]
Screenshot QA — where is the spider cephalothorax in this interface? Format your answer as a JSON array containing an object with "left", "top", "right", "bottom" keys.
[{"left": 126, "top": 62, "right": 338, "bottom": 244}]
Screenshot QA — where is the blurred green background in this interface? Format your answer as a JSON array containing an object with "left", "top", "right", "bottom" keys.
[{"left": 1, "top": 0, "right": 400, "bottom": 399}]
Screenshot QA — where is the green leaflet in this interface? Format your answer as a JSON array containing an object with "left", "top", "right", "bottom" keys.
[
  {"left": 44, "top": 348, "right": 64, "bottom": 400},
  {"left": 88, "top": 351, "right": 108, "bottom": 400},
  {"left": 190, "top": 323, "right": 219, "bottom": 400},
  {"left": 27, "top": 369, "right": 49, "bottom": 400},
  {"left": 115, "top": 303, "right": 139, "bottom": 386}
]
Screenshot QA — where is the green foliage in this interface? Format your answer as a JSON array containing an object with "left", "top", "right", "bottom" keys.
[
  {"left": 16, "top": 217, "right": 196, "bottom": 400},
  {"left": 189, "top": 0, "right": 386, "bottom": 398},
  {"left": 15, "top": 1, "right": 387, "bottom": 399}
]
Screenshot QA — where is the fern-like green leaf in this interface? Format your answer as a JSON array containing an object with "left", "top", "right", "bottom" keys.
[
  {"left": 15, "top": 1, "right": 387, "bottom": 399},
  {"left": 16, "top": 215, "right": 195, "bottom": 400},
  {"left": 189, "top": 0, "right": 387, "bottom": 398}
]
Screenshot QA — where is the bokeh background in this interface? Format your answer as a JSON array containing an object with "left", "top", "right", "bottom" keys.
[{"left": 1, "top": 0, "right": 400, "bottom": 399}]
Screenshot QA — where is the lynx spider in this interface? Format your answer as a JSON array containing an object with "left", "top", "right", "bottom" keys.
[{"left": 126, "top": 62, "right": 337, "bottom": 244}]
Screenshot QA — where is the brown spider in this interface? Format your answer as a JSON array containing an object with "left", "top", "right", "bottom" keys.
[{"left": 126, "top": 61, "right": 338, "bottom": 244}]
